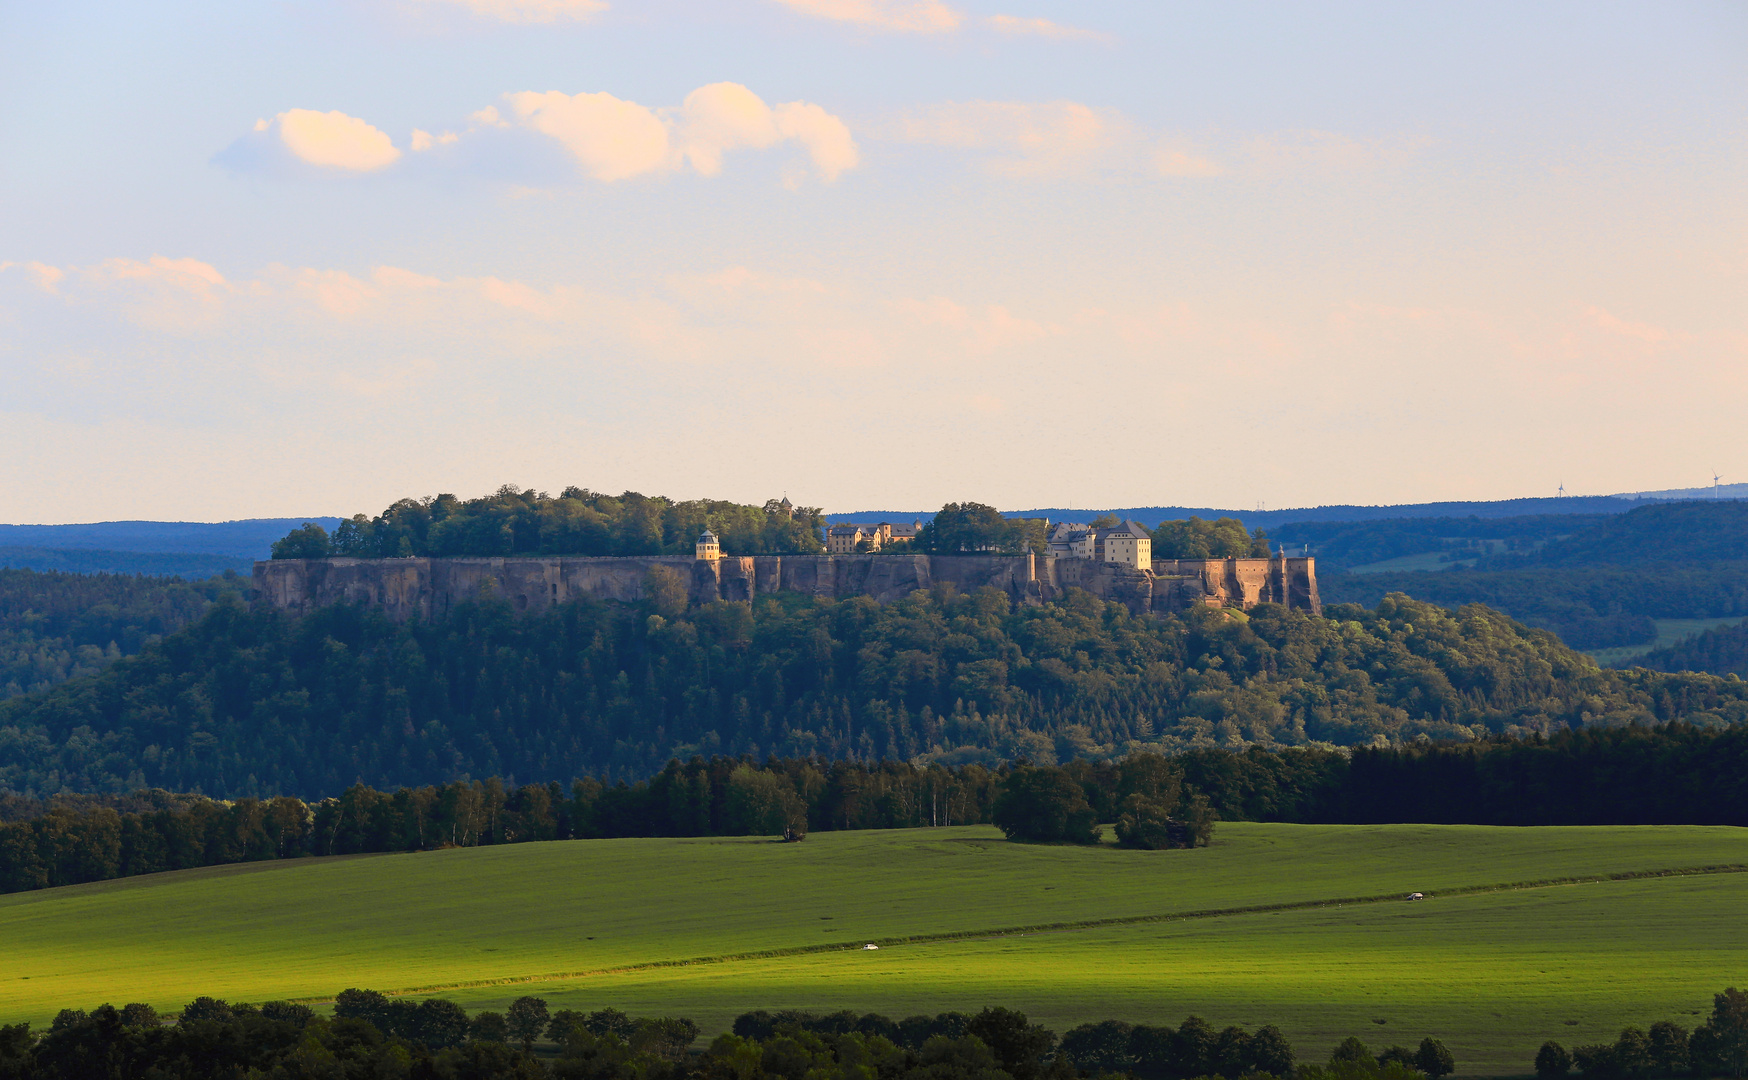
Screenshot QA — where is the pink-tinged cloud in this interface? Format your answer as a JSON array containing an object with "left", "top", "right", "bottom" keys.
[
  {"left": 506, "top": 90, "right": 672, "bottom": 181},
  {"left": 772, "top": 0, "right": 961, "bottom": 34},
  {"left": 411, "top": 0, "right": 608, "bottom": 23},
  {"left": 501, "top": 83, "right": 856, "bottom": 183},
  {"left": 271, "top": 109, "right": 402, "bottom": 171}
]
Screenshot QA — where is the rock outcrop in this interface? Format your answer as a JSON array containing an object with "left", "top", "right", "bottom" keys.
[{"left": 254, "top": 552, "right": 1318, "bottom": 621}]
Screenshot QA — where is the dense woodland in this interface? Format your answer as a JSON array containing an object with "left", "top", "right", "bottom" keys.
[
  {"left": 0, "top": 569, "right": 243, "bottom": 702},
  {"left": 0, "top": 996, "right": 1472, "bottom": 1080},
  {"left": 9, "top": 577, "right": 1748, "bottom": 799},
  {"left": 272, "top": 487, "right": 828, "bottom": 560},
  {"left": 7, "top": 725, "right": 1748, "bottom": 894}
]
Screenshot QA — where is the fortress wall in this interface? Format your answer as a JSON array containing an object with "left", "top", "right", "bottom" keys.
[{"left": 254, "top": 552, "right": 1319, "bottom": 620}]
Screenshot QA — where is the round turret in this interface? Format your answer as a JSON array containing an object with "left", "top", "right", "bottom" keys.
[{"left": 696, "top": 529, "right": 722, "bottom": 561}]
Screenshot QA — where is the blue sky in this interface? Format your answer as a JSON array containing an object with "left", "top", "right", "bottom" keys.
[{"left": 1, "top": 1, "right": 1744, "bottom": 522}]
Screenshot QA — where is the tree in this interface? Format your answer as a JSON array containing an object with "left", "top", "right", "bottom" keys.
[
  {"left": 507, "top": 996, "right": 551, "bottom": 1053},
  {"left": 179, "top": 997, "right": 234, "bottom": 1024},
  {"left": 1615, "top": 1028, "right": 1651, "bottom": 1079},
  {"left": 1152, "top": 517, "right": 1269, "bottom": 559},
  {"left": 1708, "top": 987, "right": 1748, "bottom": 1079},
  {"left": 1172, "top": 1016, "right": 1216, "bottom": 1078},
  {"left": 643, "top": 566, "right": 689, "bottom": 620},
  {"left": 585, "top": 1007, "right": 638, "bottom": 1039},
  {"left": 271, "top": 522, "right": 332, "bottom": 560},
  {"left": 259, "top": 1002, "right": 313, "bottom": 1027},
  {"left": 1647, "top": 1021, "right": 1688, "bottom": 1078},
  {"left": 1214, "top": 1026, "right": 1253, "bottom": 1077},
  {"left": 1416, "top": 1037, "right": 1455, "bottom": 1079},
  {"left": 1249, "top": 1026, "right": 1295, "bottom": 1076},
  {"left": 917, "top": 503, "right": 1034, "bottom": 555},
  {"left": 118, "top": 1003, "right": 159, "bottom": 1028},
  {"left": 1331, "top": 1037, "right": 1374, "bottom": 1065},
  {"left": 630, "top": 1017, "right": 700, "bottom": 1061},
  {"left": 967, "top": 1007, "right": 1057, "bottom": 1080},
  {"left": 414, "top": 998, "right": 471, "bottom": 1049},
  {"left": 471, "top": 1011, "right": 511, "bottom": 1044},
  {"left": 992, "top": 767, "right": 1100, "bottom": 845},
  {"left": 1537, "top": 1041, "right": 1573, "bottom": 1078},
  {"left": 1378, "top": 1046, "right": 1417, "bottom": 1069},
  {"left": 1114, "top": 793, "right": 1197, "bottom": 850},
  {"left": 1061, "top": 1020, "right": 1134, "bottom": 1072}
]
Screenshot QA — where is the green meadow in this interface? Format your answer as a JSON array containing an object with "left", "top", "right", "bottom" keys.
[{"left": 4, "top": 823, "right": 1746, "bottom": 1075}]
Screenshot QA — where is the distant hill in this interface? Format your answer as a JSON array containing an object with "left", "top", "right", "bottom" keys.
[
  {"left": 0, "top": 546, "right": 252, "bottom": 578},
  {"left": 1615, "top": 482, "right": 1748, "bottom": 501},
  {"left": 827, "top": 495, "right": 1685, "bottom": 529},
  {"left": 1492, "top": 501, "right": 1748, "bottom": 566},
  {"left": 0, "top": 519, "right": 342, "bottom": 561}
]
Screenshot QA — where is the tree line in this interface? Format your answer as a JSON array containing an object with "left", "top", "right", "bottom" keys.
[
  {"left": 10, "top": 723, "right": 1748, "bottom": 894},
  {"left": 12, "top": 576, "right": 1748, "bottom": 799},
  {"left": 0, "top": 994, "right": 1469, "bottom": 1080},
  {"left": 271, "top": 486, "right": 827, "bottom": 561},
  {"left": 1534, "top": 988, "right": 1748, "bottom": 1080}
]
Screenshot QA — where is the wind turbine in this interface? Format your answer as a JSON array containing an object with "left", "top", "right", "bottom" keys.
[
  {"left": 1557, "top": 481, "right": 1566, "bottom": 498},
  {"left": 1715, "top": 471, "right": 1723, "bottom": 499}
]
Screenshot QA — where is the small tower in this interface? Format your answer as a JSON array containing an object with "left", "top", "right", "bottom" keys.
[
  {"left": 779, "top": 496, "right": 794, "bottom": 519},
  {"left": 695, "top": 529, "right": 721, "bottom": 561}
]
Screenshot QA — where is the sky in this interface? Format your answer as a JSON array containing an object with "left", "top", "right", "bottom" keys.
[{"left": 1, "top": 0, "right": 1745, "bottom": 524}]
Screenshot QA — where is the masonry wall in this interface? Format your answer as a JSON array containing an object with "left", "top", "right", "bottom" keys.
[{"left": 254, "top": 552, "right": 1318, "bottom": 620}]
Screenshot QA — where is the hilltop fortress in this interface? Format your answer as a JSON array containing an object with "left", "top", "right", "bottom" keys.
[{"left": 254, "top": 546, "right": 1319, "bottom": 621}]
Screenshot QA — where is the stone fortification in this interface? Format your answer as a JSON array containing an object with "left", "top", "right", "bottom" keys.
[{"left": 254, "top": 552, "right": 1318, "bottom": 621}]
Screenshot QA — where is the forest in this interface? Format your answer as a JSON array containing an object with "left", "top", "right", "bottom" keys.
[
  {"left": 8, "top": 578, "right": 1748, "bottom": 799},
  {"left": 0, "top": 569, "right": 243, "bottom": 701},
  {"left": 8, "top": 724, "right": 1748, "bottom": 895},
  {"left": 271, "top": 487, "right": 828, "bottom": 560}
]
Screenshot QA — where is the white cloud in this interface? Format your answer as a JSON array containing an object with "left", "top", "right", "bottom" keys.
[
  {"left": 273, "top": 109, "right": 402, "bottom": 171},
  {"left": 986, "top": 14, "right": 1111, "bottom": 43},
  {"left": 771, "top": 0, "right": 961, "bottom": 34},
  {"left": 410, "top": 0, "right": 608, "bottom": 23}
]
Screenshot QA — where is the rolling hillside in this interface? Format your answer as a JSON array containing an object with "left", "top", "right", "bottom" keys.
[{"left": 3, "top": 823, "right": 1745, "bottom": 1074}]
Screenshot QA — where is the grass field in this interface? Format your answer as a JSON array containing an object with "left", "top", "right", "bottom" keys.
[{"left": 4, "top": 823, "right": 1746, "bottom": 1075}]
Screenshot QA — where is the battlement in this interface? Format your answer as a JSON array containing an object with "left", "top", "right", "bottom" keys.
[{"left": 253, "top": 552, "right": 1318, "bottom": 621}]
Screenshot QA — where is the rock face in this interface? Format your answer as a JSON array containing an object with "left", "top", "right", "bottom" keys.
[{"left": 254, "top": 552, "right": 1318, "bottom": 621}]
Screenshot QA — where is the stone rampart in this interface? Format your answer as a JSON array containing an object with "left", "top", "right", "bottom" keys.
[{"left": 254, "top": 552, "right": 1318, "bottom": 620}]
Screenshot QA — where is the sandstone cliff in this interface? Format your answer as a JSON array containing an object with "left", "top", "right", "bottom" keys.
[{"left": 255, "top": 552, "right": 1317, "bottom": 621}]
